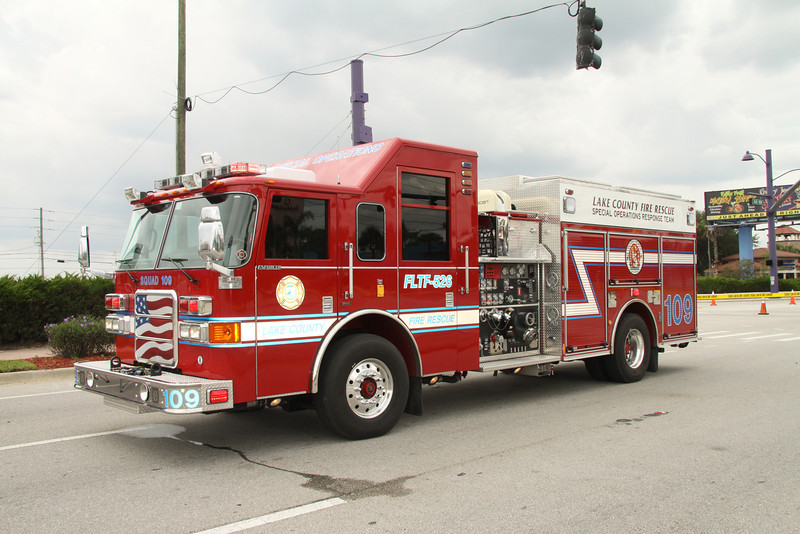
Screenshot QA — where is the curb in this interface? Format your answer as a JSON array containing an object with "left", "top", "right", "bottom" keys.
[{"left": 0, "top": 367, "right": 75, "bottom": 386}]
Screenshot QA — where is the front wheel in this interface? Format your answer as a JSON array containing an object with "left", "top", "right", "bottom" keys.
[
  {"left": 604, "top": 314, "right": 651, "bottom": 383},
  {"left": 316, "top": 334, "right": 409, "bottom": 439}
]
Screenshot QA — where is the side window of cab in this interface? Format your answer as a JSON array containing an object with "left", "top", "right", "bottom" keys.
[{"left": 264, "top": 195, "right": 329, "bottom": 260}]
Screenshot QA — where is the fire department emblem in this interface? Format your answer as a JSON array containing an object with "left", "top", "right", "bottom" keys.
[
  {"left": 625, "top": 239, "right": 644, "bottom": 275},
  {"left": 276, "top": 275, "right": 305, "bottom": 310}
]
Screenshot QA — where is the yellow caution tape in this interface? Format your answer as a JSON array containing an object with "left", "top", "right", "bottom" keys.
[{"left": 698, "top": 292, "right": 796, "bottom": 300}]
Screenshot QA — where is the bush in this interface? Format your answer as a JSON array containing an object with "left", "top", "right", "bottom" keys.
[
  {"left": 44, "top": 315, "right": 115, "bottom": 359},
  {"left": 0, "top": 274, "right": 113, "bottom": 345}
]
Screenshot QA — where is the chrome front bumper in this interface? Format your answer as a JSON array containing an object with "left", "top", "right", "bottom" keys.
[{"left": 74, "top": 360, "right": 233, "bottom": 414}]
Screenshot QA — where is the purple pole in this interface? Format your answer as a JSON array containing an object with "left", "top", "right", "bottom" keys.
[{"left": 350, "top": 60, "right": 373, "bottom": 145}]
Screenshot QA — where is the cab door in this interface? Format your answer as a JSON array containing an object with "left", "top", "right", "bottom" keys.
[
  {"left": 396, "top": 167, "right": 471, "bottom": 374},
  {"left": 338, "top": 199, "right": 397, "bottom": 315},
  {"left": 254, "top": 191, "right": 338, "bottom": 398}
]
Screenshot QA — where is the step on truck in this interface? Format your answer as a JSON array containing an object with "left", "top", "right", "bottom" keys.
[{"left": 75, "top": 138, "right": 698, "bottom": 439}]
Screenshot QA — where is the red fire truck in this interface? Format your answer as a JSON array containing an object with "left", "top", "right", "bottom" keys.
[{"left": 75, "top": 138, "right": 697, "bottom": 439}]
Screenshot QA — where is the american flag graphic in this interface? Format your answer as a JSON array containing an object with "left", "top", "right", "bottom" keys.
[
  {"left": 135, "top": 294, "right": 174, "bottom": 317},
  {"left": 134, "top": 292, "right": 176, "bottom": 366},
  {"left": 135, "top": 316, "right": 173, "bottom": 339},
  {"left": 135, "top": 339, "right": 175, "bottom": 365}
]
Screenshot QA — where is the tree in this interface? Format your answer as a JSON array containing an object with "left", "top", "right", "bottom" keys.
[{"left": 696, "top": 211, "right": 739, "bottom": 274}]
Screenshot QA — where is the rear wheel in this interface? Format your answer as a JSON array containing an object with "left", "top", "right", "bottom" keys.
[
  {"left": 316, "top": 334, "right": 408, "bottom": 439},
  {"left": 584, "top": 357, "right": 609, "bottom": 381},
  {"left": 604, "top": 314, "right": 651, "bottom": 383}
]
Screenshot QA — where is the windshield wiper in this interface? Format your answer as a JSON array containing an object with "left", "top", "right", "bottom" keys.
[
  {"left": 161, "top": 257, "right": 200, "bottom": 284},
  {"left": 116, "top": 258, "right": 139, "bottom": 284}
]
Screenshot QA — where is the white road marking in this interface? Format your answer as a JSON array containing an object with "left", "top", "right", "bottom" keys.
[
  {"left": 742, "top": 333, "right": 791, "bottom": 341},
  {"left": 702, "top": 332, "right": 757, "bottom": 339},
  {"left": 0, "top": 389, "right": 78, "bottom": 401},
  {"left": 194, "top": 498, "right": 347, "bottom": 534},
  {"left": 0, "top": 426, "right": 150, "bottom": 452}
]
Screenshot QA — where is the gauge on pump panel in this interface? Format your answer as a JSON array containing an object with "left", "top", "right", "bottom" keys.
[{"left": 546, "top": 272, "right": 560, "bottom": 291}]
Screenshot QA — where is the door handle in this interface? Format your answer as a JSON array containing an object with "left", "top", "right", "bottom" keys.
[
  {"left": 344, "top": 242, "right": 353, "bottom": 299},
  {"left": 461, "top": 245, "right": 469, "bottom": 294}
]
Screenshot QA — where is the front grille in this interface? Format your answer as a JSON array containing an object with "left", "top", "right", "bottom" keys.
[{"left": 134, "top": 290, "right": 177, "bottom": 367}]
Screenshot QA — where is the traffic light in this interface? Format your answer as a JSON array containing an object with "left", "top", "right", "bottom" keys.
[{"left": 576, "top": 5, "right": 603, "bottom": 70}]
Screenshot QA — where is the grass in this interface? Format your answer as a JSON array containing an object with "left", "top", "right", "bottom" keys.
[{"left": 0, "top": 360, "right": 38, "bottom": 373}]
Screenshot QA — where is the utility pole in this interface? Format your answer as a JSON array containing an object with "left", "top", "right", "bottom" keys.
[
  {"left": 176, "top": 0, "right": 186, "bottom": 175},
  {"left": 39, "top": 207, "right": 44, "bottom": 277}
]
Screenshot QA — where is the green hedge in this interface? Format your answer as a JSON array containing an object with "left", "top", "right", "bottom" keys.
[
  {"left": 697, "top": 276, "right": 800, "bottom": 294},
  {"left": 0, "top": 274, "right": 114, "bottom": 345}
]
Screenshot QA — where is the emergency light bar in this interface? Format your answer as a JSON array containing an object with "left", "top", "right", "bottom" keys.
[
  {"left": 147, "top": 161, "right": 317, "bottom": 195},
  {"left": 198, "top": 162, "right": 268, "bottom": 181}
]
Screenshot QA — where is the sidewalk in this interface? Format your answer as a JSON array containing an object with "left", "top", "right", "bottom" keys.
[{"left": 0, "top": 345, "right": 53, "bottom": 361}]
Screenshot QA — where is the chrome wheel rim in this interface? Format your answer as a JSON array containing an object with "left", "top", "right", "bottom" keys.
[
  {"left": 346, "top": 358, "right": 394, "bottom": 419},
  {"left": 624, "top": 329, "right": 646, "bottom": 369}
]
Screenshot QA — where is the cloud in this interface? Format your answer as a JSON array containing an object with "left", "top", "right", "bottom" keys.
[{"left": 2, "top": 0, "right": 800, "bottom": 275}]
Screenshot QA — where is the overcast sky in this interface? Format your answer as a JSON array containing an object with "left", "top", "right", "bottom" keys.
[{"left": 2, "top": 0, "right": 799, "bottom": 277}]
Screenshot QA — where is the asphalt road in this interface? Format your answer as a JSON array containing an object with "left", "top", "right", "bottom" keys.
[{"left": 1, "top": 299, "right": 798, "bottom": 533}]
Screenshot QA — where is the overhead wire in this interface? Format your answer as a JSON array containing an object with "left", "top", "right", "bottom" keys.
[
  {"left": 16, "top": 2, "right": 578, "bottom": 277},
  {"left": 189, "top": 2, "right": 578, "bottom": 108},
  {"left": 22, "top": 109, "right": 173, "bottom": 276}
]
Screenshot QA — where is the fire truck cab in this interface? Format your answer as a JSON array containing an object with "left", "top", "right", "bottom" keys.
[{"left": 75, "top": 138, "right": 697, "bottom": 439}]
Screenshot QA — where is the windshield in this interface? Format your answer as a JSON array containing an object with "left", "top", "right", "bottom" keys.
[{"left": 118, "top": 193, "right": 257, "bottom": 270}]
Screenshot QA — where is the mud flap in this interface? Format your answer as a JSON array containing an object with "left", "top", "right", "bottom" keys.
[
  {"left": 404, "top": 376, "right": 423, "bottom": 416},
  {"left": 647, "top": 349, "right": 660, "bottom": 372}
]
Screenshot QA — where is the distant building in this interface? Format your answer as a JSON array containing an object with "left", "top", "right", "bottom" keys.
[
  {"left": 705, "top": 245, "right": 800, "bottom": 279},
  {"left": 776, "top": 225, "right": 800, "bottom": 248}
]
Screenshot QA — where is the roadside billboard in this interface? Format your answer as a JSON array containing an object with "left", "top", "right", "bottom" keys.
[{"left": 704, "top": 185, "right": 800, "bottom": 225}]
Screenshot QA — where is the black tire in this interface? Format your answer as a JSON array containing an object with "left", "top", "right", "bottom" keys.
[
  {"left": 316, "top": 334, "right": 409, "bottom": 440},
  {"left": 584, "top": 357, "right": 609, "bottom": 381},
  {"left": 604, "top": 314, "right": 651, "bottom": 383}
]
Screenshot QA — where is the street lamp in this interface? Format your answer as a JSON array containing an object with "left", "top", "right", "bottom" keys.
[{"left": 742, "top": 149, "right": 779, "bottom": 293}]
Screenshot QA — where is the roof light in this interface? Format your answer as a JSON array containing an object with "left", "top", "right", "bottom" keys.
[
  {"left": 198, "top": 162, "right": 268, "bottom": 181},
  {"left": 232, "top": 162, "right": 263, "bottom": 174},
  {"left": 181, "top": 173, "right": 207, "bottom": 190},
  {"left": 200, "top": 152, "right": 222, "bottom": 167},
  {"left": 124, "top": 187, "right": 147, "bottom": 202},
  {"left": 154, "top": 175, "right": 185, "bottom": 190}
]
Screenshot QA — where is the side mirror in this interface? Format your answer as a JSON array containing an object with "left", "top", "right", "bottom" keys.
[
  {"left": 198, "top": 206, "right": 233, "bottom": 278},
  {"left": 78, "top": 226, "right": 90, "bottom": 269},
  {"left": 198, "top": 206, "right": 225, "bottom": 262}
]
